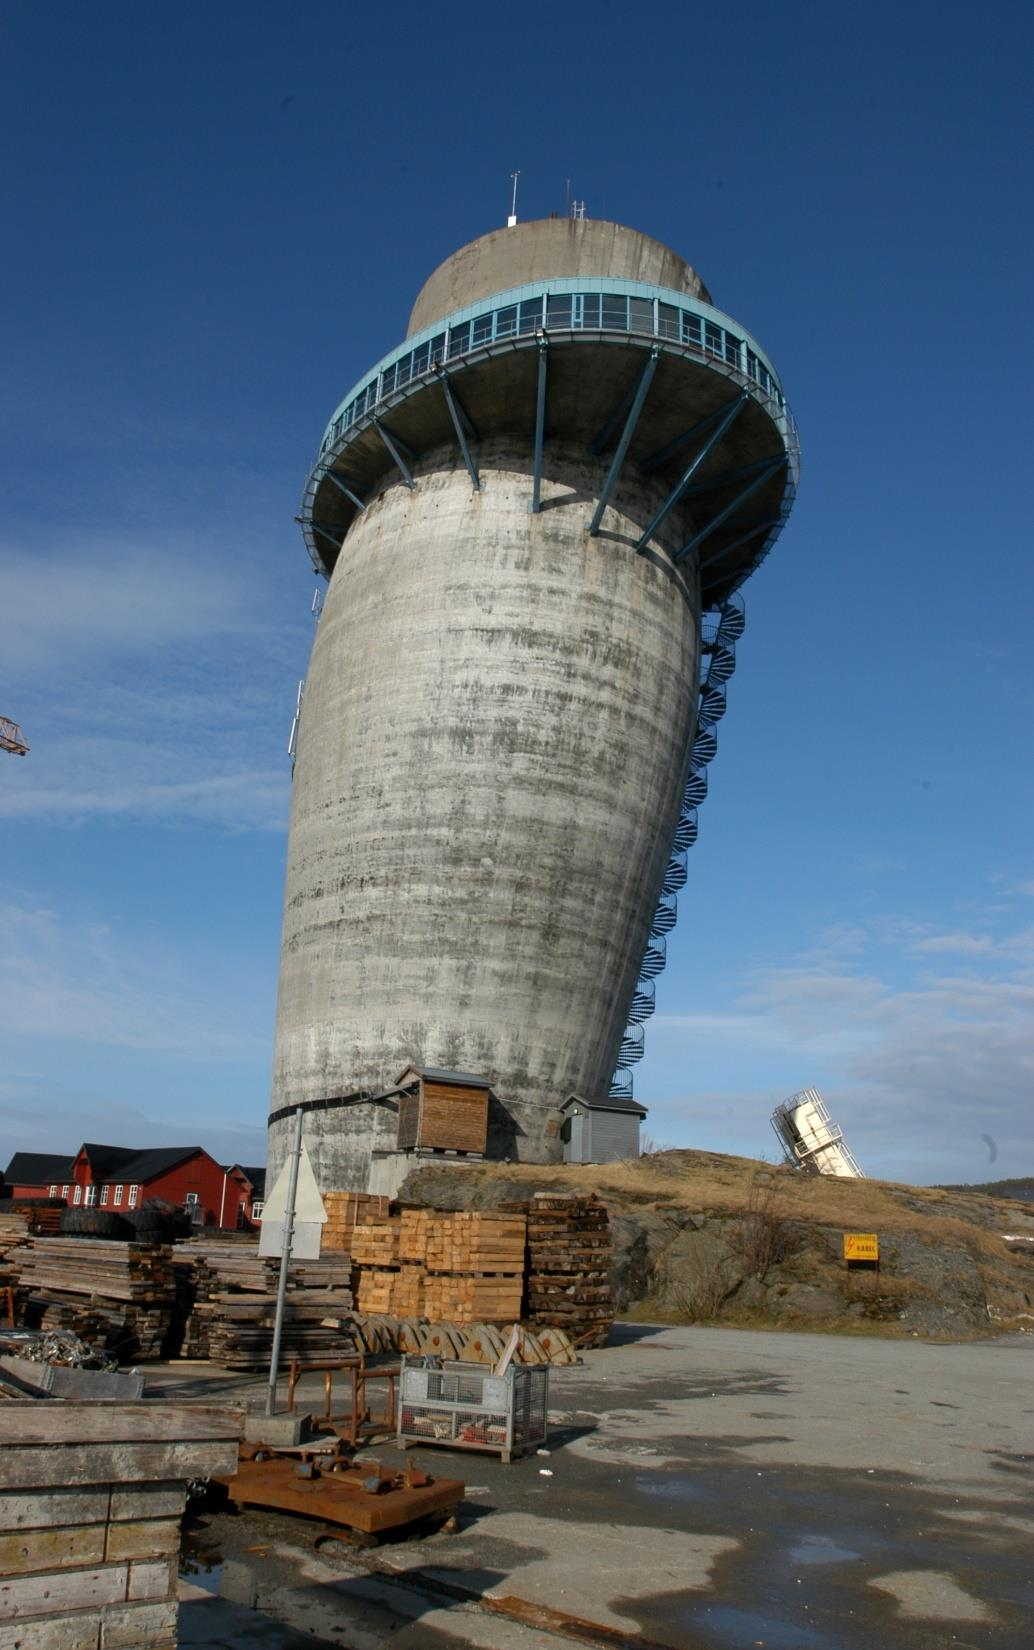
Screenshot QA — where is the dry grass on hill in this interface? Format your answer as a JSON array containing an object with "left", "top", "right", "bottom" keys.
[{"left": 443, "top": 1147, "right": 1034, "bottom": 1276}]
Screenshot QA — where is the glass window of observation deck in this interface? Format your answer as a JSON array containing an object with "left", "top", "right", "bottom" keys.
[
  {"left": 658, "top": 302, "right": 679, "bottom": 341},
  {"left": 495, "top": 304, "right": 517, "bottom": 338},
  {"left": 580, "top": 294, "right": 601, "bottom": 328},
  {"left": 518, "top": 298, "right": 544, "bottom": 334},
  {"left": 472, "top": 311, "right": 493, "bottom": 346},
  {"left": 630, "top": 297, "right": 653, "bottom": 334},
  {"left": 448, "top": 321, "right": 470, "bottom": 359},
  {"left": 546, "top": 295, "right": 572, "bottom": 329}
]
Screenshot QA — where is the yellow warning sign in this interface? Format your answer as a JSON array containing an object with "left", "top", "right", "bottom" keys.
[{"left": 844, "top": 1232, "right": 879, "bottom": 1262}]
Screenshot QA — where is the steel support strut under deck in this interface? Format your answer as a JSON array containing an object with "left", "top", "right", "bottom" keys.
[
  {"left": 438, "top": 370, "right": 481, "bottom": 490},
  {"left": 634, "top": 392, "right": 748, "bottom": 554},
  {"left": 587, "top": 349, "right": 659, "bottom": 537},
  {"left": 324, "top": 472, "right": 367, "bottom": 511},
  {"left": 374, "top": 420, "right": 416, "bottom": 489},
  {"left": 529, "top": 340, "right": 548, "bottom": 513},
  {"left": 674, "top": 457, "right": 787, "bottom": 564},
  {"left": 698, "top": 516, "right": 780, "bottom": 571}
]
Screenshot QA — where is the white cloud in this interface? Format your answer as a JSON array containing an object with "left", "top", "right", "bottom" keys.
[
  {"left": 0, "top": 900, "right": 269, "bottom": 1060},
  {"left": 1, "top": 531, "right": 308, "bottom": 830},
  {"left": 910, "top": 931, "right": 994, "bottom": 955}
]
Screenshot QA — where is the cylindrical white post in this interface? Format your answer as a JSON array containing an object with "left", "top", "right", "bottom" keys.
[{"left": 265, "top": 1105, "right": 303, "bottom": 1417}]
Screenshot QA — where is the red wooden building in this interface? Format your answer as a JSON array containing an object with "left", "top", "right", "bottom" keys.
[{"left": 2, "top": 1145, "right": 265, "bottom": 1231}]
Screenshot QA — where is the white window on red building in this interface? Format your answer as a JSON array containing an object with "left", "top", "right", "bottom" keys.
[
  {"left": 49, "top": 1184, "right": 57, "bottom": 1197},
  {"left": 128, "top": 1184, "right": 139, "bottom": 1208},
  {"left": 62, "top": 1184, "right": 70, "bottom": 1199},
  {"left": 73, "top": 1185, "right": 82, "bottom": 1205},
  {"left": 114, "top": 1185, "right": 124, "bottom": 1205},
  {"left": 251, "top": 1200, "right": 264, "bottom": 1219},
  {"left": 84, "top": 1185, "right": 97, "bottom": 1207},
  {"left": 99, "top": 1185, "right": 109, "bottom": 1205}
]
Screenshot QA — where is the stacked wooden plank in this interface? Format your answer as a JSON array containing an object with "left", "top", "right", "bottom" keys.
[
  {"left": 525, "top": 1192, "right": 613, "bottom": 1347},
  {"left": 17, "top": 1239, "right": 175, "bottom": 1362},
  {"left": 0, "top": 1204, "right": 63, "bottom": 1239},
  {"left": 172, "top": 1240, "right": 354, "bottom": 1369},
  {"left": 323, "top": 1191, "right": 391, "bottom": 1252},
  {"left": 399, "top": 1208, "right": 433, "bottom": 1261},
  {"left": 349, "top": 1215, "right": 401, "bottom": 1267},
  {"left": 0, "top": 1400, "right": 242, "bottom": 1650},
  {"left": 354, "top": 1269, "right": 398, "bottom": 1315},
  {"left": 424, "top": 1273, "right": 524, "bottom": 1323},
  {"left": 424, "top": 1211, "right": 526, "bottom": 1274},
  {"left": 422, "top": 1211, "right": 527, "bottom": 1324},
  {"left": 350, "top": 1210, "right": 526, "bottom": 1324}
]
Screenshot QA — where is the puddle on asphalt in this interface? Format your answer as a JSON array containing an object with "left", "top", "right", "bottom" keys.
[
  {"left": 179, "top": 1532, "right": 224, "bottom": 1595},
  {"left": 632, "top": 1472, "right": 712, "bottom": 1502},
  {"left": 694, "top": 1603, "right": 834, "bottom": 1649},
  {"left": 788, "top": 1534, "right": 862, "bottom": 1565}
]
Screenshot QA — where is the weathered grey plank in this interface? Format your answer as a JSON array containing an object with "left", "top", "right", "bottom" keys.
[
  {"left": 0, "top": 1608, "right": 99, "bottom": 1650},
  {"left": 126, "top": 1559, "right": 174, "bottom": 1601},
  {"left": 0, "top": 1358, "right": 144, "bottom": 1401},
  {"left": 0, "top": 1438, "right": 240, "bottom": 1488},
  {"left": 0, "top": 1562, "right": 128, "bottom": 1620},
  {"left": 109, "top": 1482, "right": 185, "bottom": 1522},
  {"left": 100, "top": 1600, "right": 177, "bottom": 1650},
  {"left": 1, "top": 1488, "right": 109, "bottom": 1531},
  {"left": 0, "top": 1524, "right": 106, "bottom": 1579},
  {"left": 104, "top": 1519, "right": 179, "bottom": 1563},
  {"left": 0, "top": 1403, "right": 243, "bottom": 1447}
]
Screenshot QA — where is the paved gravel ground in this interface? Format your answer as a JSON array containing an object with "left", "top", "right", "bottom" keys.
[{"left": 156, "top": 1322, "right": 1034, "bottom": 1649}]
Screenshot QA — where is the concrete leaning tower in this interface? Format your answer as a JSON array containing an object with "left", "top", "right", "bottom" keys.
[{"left": 269, "top": 217, "right": 798, "bottom": 1189}]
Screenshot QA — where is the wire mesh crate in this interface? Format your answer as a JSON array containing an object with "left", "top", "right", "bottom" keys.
[{"left": 397, "top": 1356, "right": 549, "bottom": 1462}]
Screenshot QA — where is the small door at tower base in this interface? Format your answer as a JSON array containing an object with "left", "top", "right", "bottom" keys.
[
  {"left": 258, "top": 1140, "right": 328, "bottom": 1259},
  {"left": 560, "top": 1094, "right": 649, "bottom": 1164}
]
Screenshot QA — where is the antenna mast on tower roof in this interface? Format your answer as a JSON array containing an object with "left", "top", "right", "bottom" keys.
[{"left": 507, "top": 170, "right": 519, "bottom": 228}]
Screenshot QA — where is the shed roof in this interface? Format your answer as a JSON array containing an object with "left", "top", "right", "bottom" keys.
[
  {"left": 562, "top": 1094, "right": 649, "bottom": 1117},
  {"left": 395, "top": 1065, "right": 495, "bottom": 1093},
  {"left": 4, "top": 1151, "right": 74, "bottom": 1185}
]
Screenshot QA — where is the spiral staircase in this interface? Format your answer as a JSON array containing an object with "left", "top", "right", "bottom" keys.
[{"left": 609, "top": 593, "right": 747, "bottom": 1100}]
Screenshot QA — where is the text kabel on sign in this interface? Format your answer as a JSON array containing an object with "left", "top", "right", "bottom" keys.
[{"left": 843, "top": 1233, "right": 879, "bottom": 1262}]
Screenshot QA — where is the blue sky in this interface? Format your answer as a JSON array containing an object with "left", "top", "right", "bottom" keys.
[{"left": 2, "top": 2, "right": 1031, "bottom": 1186}]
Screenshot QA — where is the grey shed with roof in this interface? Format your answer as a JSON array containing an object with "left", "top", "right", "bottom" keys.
[{"left": 560, "top": 1094, "right": 648, "bottom": 1165}]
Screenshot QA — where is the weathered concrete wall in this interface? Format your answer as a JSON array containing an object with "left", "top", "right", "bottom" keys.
[
  {"left": 269, "top": 440, "right": 700, "bottom": 1189},
  {"left": 407, "top": 218, "right": 712, "bottom": 336}
]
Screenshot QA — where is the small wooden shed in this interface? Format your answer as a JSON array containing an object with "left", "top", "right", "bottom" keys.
[
  {"left": 561, "top": 1094, "right": 648, "bottom": 1164},
  {"left": 394, "top": 1066, "right": 491, "bottom": 1156}
]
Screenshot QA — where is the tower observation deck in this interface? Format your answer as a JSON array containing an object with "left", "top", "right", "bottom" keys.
[{"left": 271, "top": 217, "right": 798, "bottom": 1190}]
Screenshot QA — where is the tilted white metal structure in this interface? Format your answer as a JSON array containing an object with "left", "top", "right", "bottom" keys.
[{"left": 771, "top": 1088, "right": 864, "bottom": 1179}]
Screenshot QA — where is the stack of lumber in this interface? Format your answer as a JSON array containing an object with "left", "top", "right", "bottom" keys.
[
  {"left": 0, "top": 1399, "right": 241, "bottom": 1650},
  {"left": 323, "top": 1191, "right": 390, "bottom": 1251},
  {"left": 424, "top": 1273, "right": 524, "bottom": 1322},
  {"left": 525, "top": 1192, "right": 613, "bottom": 1347},
  {"left": 350, "top": 1215, "right": 401, "bottom": 1267},
  {"left": 422, "top": 1211, "right": 526, "bottom": 1323},
  {"left": 0, "top": 1204, "right": 63, "bottom": 1239},
  {"left": 172, "top": 1240, "right": 354, "bottom": 1368},
  {"left": 17, "top": 1238, "right": 175, "bottom": 1361},
  {"left": 424, "top": 1211, "right": 526, "bottom": 1273},
  {"left": 351, "top": 1210, "right": 526, "bottom": 1324},
  {"left": 399, "top": 1207, "right": 432, "bottom": 1261}
]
